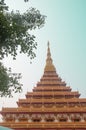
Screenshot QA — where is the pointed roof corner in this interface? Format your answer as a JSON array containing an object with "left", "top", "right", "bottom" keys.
[{"left": 44, "top": 41, "right": 56, "bottom": 72}]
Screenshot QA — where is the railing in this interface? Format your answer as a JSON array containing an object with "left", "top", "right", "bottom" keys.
[
  {"left": 18, "top": 98, "right": 86, "bottom": 103},
  {"left": 26, "top": 91, "right": 79, "bottom": 96},
  {"left": 1, "top": 106, "right": 86, "bottom": 113},
  {"left": 0, "top": 122, "right": 86, "bottom": 129}
]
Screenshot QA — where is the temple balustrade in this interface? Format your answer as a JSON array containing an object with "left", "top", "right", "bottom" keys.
[
  {"left": 33, "top": 86, "right": 72, "bottom": 91},
  {"left": 0, "top": 123, "right": 86, "bottom": 129},
  {"left": 18, "top": 102, "right": 86, "bottom": 108},
  {"left": 26, "top": 91, "right": 80, "bottom": 97},
  {"left": 43, "top": 70, "right": 56, "bottom": 74},
  {"left": 17, "top": 98, "right": 86, "bottom": 104},
  {"left": 2, "top": 105, "right": 86, "bottom": 113},
  {"left": 37, "top": 81, "right": 66, "bottom": 86},
  {"left": 38, "top": 80, "right": 64, "bottom": 84},
  {"left": 2, "top": 113, "right": 86, "bottom": 123},
  {"left": 40, "top": 76, "right": 61, "bottom": 79},
  {"left": 46, "top": 102, "right": 84, "bottom": 108},
  {"left": 1, "top": 122, "right": 86, "bottom": 129}
]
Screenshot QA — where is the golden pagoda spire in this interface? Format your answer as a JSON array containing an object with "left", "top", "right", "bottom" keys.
[
  {"left": 44, "top": 41, "right": 56, "bottom": 72},
  {"left": 46, "top": 41, "right": 52, "bottom": 65}
]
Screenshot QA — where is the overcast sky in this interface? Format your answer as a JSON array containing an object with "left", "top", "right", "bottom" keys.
[{"left": 0, "top": 0, "right": 86, "bottom": 116}]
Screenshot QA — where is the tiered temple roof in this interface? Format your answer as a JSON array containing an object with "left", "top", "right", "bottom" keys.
[{"left": 0, "top": 42, "right": 86, "bottom": 130}]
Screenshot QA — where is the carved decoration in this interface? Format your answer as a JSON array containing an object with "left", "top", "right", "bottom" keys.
[
  {"left": 32, "top": 104, "right": 42, "bottom": 108},
  {"left": 5, "top": 114, "right": 15, "bottom": 121},
  {"left": 31, "top": 114, "right": 42, "bottom": 122},
  {"left": 83, "top": 114, "right": 86, "bottom": 121},
  {"left": 57, "top": 114, "right": 68, "bottom": 122},
  {"left": 44, "top": 103, "right": 53, "bottom": 108},
  {"left": 44, "top": 114, "right": 55, "bottom": 122},
  {"left": 18, "top": 114, "right": 28, "bottom": 121},
  {"left": 70, "top": 114, "right": 81, "bottom": 122}
]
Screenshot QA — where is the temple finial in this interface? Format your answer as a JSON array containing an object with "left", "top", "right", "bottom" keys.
[
  {"left": 47, "top": 41, "right": 51, "bottom": 62},
  {"left": 47, "top": 41, "right": 50, "bottom": 48},
  {"left": 44, "top": 41, "right": 56, "bottom": 72}
]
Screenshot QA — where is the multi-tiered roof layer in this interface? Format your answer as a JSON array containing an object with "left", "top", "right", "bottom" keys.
[{"left": 0, "top": 42, "right": 86, "bottom": 130}]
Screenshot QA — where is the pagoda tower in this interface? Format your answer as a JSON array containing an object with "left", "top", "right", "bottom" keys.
[{"left": 0, "top": 42, "right": 86, "bottom": 130}]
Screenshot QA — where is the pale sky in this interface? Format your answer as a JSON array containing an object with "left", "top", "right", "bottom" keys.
[{"left": 0, "top": 0, "right": 86, "bottom": 118}]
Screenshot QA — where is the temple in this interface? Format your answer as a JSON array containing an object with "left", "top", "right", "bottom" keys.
[{"left": 0, "top": 42, "right": 86, "bottom": 130}]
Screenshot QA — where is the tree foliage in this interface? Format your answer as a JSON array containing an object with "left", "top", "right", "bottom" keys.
[
  {"left": 0, "top": 62, "right": 22, "bottom": 97},
  {"left": 0, "top": 0, "right": 46, "bottom": 60},
  {"left": 0, "top": 0, "right": 46, "bottom": 97}
]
